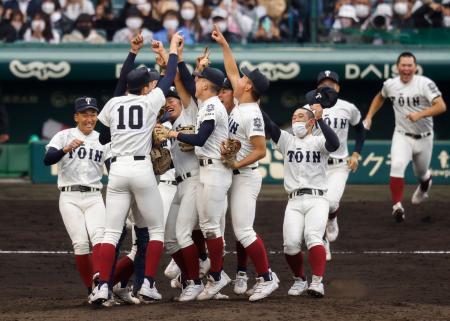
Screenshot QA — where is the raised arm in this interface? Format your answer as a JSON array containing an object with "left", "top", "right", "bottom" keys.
[
  {"left": 211, "top": 24, "right": 240, "bottom": 90},
  {"left": 113, "top": 33, "right": 143, "bottom": 97},
  {"left": 261, "top": 109, "right": 281, "bottom": 143},
  {"left": 364, "top": 92, "right": 385, "bottom": 130},
  {"left": 348, "top": 120, "right": 366, "bottom": 172},
  {"left": 311, "top": 104, "right": 340, "bottom": 152},
  {"left": 156, "top": 33, "right": 182, "bottom": 95}
]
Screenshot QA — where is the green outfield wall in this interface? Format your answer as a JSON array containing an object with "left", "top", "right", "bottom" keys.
[
  {"left": 0, "top": 44, "right": 449, "bottom": 143},
  {"left": 25, "top": 140, "right": 450, "bottom": 185}
]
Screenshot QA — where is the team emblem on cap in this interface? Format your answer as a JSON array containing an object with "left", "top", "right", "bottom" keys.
[
  {"left": 325, "top": 71, "right": 331, "bottom": 77},
  {"left": 86, "top": 97, "right": 92, "bottom": 104}
]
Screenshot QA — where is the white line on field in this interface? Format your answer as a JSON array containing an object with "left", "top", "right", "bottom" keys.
[{"left": 1, "top": 250, "right": 450, "bottom": 255}]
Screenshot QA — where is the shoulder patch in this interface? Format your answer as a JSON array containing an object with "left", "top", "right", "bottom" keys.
[
  {"left": 253, "top": 117, "right": 263, "bottom": 129},
  {"left": 206, "top": 104, "right": 214, "bottom": 112}
]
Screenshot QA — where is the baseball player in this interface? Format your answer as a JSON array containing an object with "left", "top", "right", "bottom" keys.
[
  {"left": 308, "top": 71, "right": 366, "bottom": 259},
  {"left": 263, "top": 102, "right": 340, "bottom": 298},
  {"left": 212, "top": 26, "right": 279, "bottom": 301},
  {"left": 89, "top": 33, "right": 182, "bottom": 304},
  {"left": 162, "top": 64, "right": 232, "bottom": 300},
  {"left": 43, "top": 97, "right": 105, "bottom": 300},
  {"left": 364, "top": 52, "right": 447, "bottom": 222}
]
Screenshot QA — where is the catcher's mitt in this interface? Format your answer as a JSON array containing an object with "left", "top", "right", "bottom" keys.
[
  {"left": 150, "top": 146, "right": 172, "bottom": 175},
  {"left": 152, "top": 125, "right": 170, "bottom": 146},
  {"left": 177, "top": 125, "right": 195, "bottom": 152},
  {"left": 220, "top": 138, "right": 241, "bottom": 168}
]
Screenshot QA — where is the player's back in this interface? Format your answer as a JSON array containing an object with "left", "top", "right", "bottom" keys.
[{"left": 98, "top": 88, "right": 165, "bottom": 157}]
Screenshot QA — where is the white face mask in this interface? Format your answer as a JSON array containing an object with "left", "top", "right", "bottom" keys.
[
  {"left": 31, "top": 20, "right": 46, "bottom": 31},
  {"left": 217, "top": 21, "right": 227, "bottom": 32},
  {"left": 292, "top": 121, "right": 308, "bottom": 138},
  {"left": 355, "top": 4, "right": 370, "bottom": 18},
  {"left": 163, "top": 19, "right": 179, "bottom": 30},
  {"left": 137, "top": 3, "right": 151, "bottom": 15},
  {"left": 340, "top": 17, "right": 353, "bottom": 28},
  {"left": 181, "top": 8, "right": 196, "bottom": 21},
  {"left": 394, "top": 2, "right": 408, "bottom": 16},
  {"left": 192, "top": 0, "right": 204, "bottom": 7},
  {"left": 126, "top": 17, "right": 143, "bottom": 30},
  {"left": 51, "top": 11, "right": 62, "bottom": 22},
  {"left": 42, "top": 2, "right": 55, "bottom": 15},
  {"left": 444, "top": 16, "right": 450, "bottom": 28}
]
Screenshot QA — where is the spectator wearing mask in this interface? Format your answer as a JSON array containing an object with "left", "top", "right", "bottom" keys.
[
  {"left": 62, "top": 13, "right": 106, "bottom": 43},
  {"left": 392, "top": 0, "right": 414, "bottom": 29},
  {"left": 179, "top": 0, "right": 203, "bottom": 42},
  {"left": 41, "top": 0, "right": 73, "bottom": 34},
  {"left": 412, "top": 0, "right": 444, "bottom": 28},
  {"left": 0, "top": 9, "right": 26, "bottom": 42},
  {"left": 60, "top": 0, "right": 95, "bottom": 22},
  {"left": 24, "top": 11, "right": 60, "bottom": 43},
  {"left": 113, "top": 6, "right": 152, "bottom": 44},
  {"left": 94, "top": 0, "right": 119, "bottom": 40},
  {"left": 361, "top": 3, "right": 394, "bottom": 45},
  {"left": 443, "top": 0, "right": 450, "bottom": 28},
  {"left": 252, "top": 14, "right": 281, "bottom": 42},
  {"left": 3, "top": 0, "right": 41, "bottom": 18},
  {"left": 329, "top": 4, "right": 360, "bottom": 43},
  {"left": 353, "top": 0, "right": 371, "bottom": 25},
  {"left": 120, "top": 0, "right": 161, "bottom": 32},
  {"left": 153, "top": 9, "right": 195, "bottom": 44}
]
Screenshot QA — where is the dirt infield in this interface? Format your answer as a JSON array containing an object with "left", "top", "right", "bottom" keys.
[{"left": 1, "top": 184, "right": 449, "bottom": 321}]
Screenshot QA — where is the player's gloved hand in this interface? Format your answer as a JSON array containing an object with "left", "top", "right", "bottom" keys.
[
  {"left": 305, "top": 86, "right": 338, "bottom": 109},
  {"left": 150, "top": 146, "right": 172, "bottom": 175},
  {"left": 177, "top": 125, "right": 195, "bottom": 152},
  {"left": 347, "top": 152, "right": 360, "bottom": 172},
  {"left": 130, "top": 32, "right": 144, "bottom": 54},
  {"left": 63, "top": 139, "right": 84, "bottom": 153},
  {"left": 153, "top": 124, "right": 170, "bottom": 145},
  {"left": 220, "top": 138, "right": 241, "bottom": 169}
]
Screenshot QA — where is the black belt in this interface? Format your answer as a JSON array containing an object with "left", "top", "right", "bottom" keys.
[
  {"left": 61, "top": 185, "right": 100, "bottom": 192},
  {"left": 160, "top": 180, "right": 177, "bottom": 186},
  {"left": 328, "top": 158, "right": 344, "bottom": 165},
  {"left": 176, "top": 172, "right": 192, "bottom": 183},
  {"left": 289, "top": 188, "right": 324, "bottom": 199},
  {"left": 404, "top": 132, "right": 431, "bottom": 140},
  {"left": 110, "top": 156, "right": 146, "bottom": 163},
  {"left": 199, "top": 159, "right": 213, "bottom": 167},
  {"left": 233, "top": 167, "right": 257, "bottom": 175}
]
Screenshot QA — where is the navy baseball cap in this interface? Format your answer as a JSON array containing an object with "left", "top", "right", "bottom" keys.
[
  {"left": 241, "top": 66, "right": 270, "bottom": 94},
  {"left": 222, "top": 78, "right": 233, "bottom": 90},
  {"left": 127, "top": 67, "right": 160, "bottom": 91},
  {"left": 317, "top": 70, "right": 339, "bottom": 85},
  {"left": 166, "top": 86, "right": 180, "bottom": 100},
  {"left": 305, "top": 86, "right": 338, "bottom": 109},
  {"left": 193, "top": 67, "right": 225, "bottom": 88},
  {"left": 74, "top": 96, "right": 98, "bottom": 112}
]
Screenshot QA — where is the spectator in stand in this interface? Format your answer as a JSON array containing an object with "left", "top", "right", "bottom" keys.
[
  {"left": 120, "top": 0, "right": 161, "bottom": 32},
  {"left": 113, "top": 6, "right": 152, "bottom": 44},
  {"left": 443, "top": 0, "right": 450, "bottom": 27},
  {"left": 40, "top": 0, "right": 73, "bottom": 35},
  {"left": 361, "top": 3, "right": 394, "bottom": 45},
  {"left": 23, "top": 11, "right": 60, "bottom": 43},
  {"left": 60, "top": 0, "right": 95, "bottom": 22},
  {"left": 0, "top": 9, "right": 26, "bottom": 42},
  {"left": 3, "top": 0, "right": 41, "bottom": 18},
  {"left": 412, "top": 0, "right": 443, "bottom": 28},
  {"left": 179, "top": 0, "right": 203, "bottom": 42},
  {"left": 153, "top": 9, "right": 196, "bottom": 44},
  {"left": 252, "top": 14, "right": 281, "bottom": 42},
  {"left": 94, "top": 0, "right": 119, "bottom": 40},
  {"left": 62, "top": 13, "right": 106, "bottom": 43},
  {"left": 329, "top": 4, "right": 360, "bottom": 43},
  {"left": 279, "top": 0, "right": 306, "bottom": 42},
  {"left": 353, "top": 0, "right": 371, "bottom": 25},
  {"left": 392, "top": 0, "right": 414, "bottom": 29},
  {"left": 193, "top": 0, "right": 212, "bottom": 32}
]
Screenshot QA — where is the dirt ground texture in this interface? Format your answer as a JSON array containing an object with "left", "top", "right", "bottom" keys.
[{"left": 0, "top": 184, "right": 449, "bottom": 321}]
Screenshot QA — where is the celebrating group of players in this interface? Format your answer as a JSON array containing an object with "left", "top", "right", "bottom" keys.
[{"left": 43, "top": 24, "right": 446, "bottom": 306}]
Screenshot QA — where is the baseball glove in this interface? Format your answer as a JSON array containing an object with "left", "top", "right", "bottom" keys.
[
  {"left": 153, "top": 125, "right": 170, "bottom": 146},
  {"left": 150, "top": 147, "right": 172, "bottom": 175},
  {"left": 220, "top": 138, "right": 241, "bottom": 168},
  {"left": 177, "top": 125, "right": 195, "bottom": 152}
]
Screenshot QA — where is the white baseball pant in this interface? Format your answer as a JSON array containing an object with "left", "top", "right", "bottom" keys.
[{"left": 326, "top": 162, "right": 350, "bottom": 213}]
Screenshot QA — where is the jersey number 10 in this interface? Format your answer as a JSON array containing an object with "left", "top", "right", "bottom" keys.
[{"left": 117, "top": 105, "right": 143, "bottom": 130}]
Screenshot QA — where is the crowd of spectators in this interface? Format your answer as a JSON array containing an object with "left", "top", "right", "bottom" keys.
[{"left": 0, "top": 0, "right": 449, "bottom": 44}]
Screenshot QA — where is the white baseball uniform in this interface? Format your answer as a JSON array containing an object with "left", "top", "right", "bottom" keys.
[
  {"left": 274, "top": 131, "right": 330, "bottom": 255},
  {"left": 311, "top": 99, "right": 361, "bottom": 213},
  {"left": 228, "top": 103, "right": 265, "bottom": 248},
  {"left": 195, "top": 96, "right": 232, "bottom": 240},
  {"left": 381, "top": 75, "right": 441, "bottom": 180},
  {"left": 47, "top": 127, "right": 105, "bottom": 255},
  {"left": 97, "top": 88, "right": 165, "bottom": 246}
]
